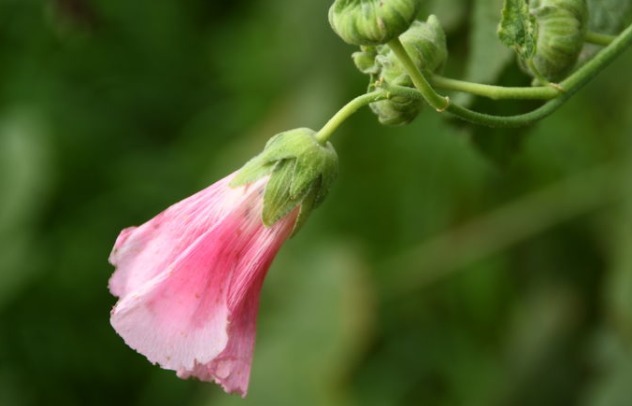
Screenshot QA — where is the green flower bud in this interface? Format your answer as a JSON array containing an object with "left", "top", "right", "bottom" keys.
[
  {"left": 365, "top": 16, "right": 447, "bottom": 126},
  {"left": 231, "top": 128, "right": 338, "bottom": 232},
  {"left": 329, "top": 0, "right": 422, "bottom": 46},
  {"left": 378, "top": 15, "right": 448, "bottom": 85},
  {"left": 527, "top": 0, "right": 589, "bottom": 82},
  {"left": 370, "top": 95, "right": 422, "bottom": 126}
]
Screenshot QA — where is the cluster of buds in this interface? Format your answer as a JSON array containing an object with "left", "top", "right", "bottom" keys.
[
  {"left": 360, "top": 16, "right": 447, "bottom": 125},
  {"left": 330, "top": 0, "right": 448, "bottom": 125}
]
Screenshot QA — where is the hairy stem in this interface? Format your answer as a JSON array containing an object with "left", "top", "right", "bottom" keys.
[
  {"left": 430, "top": 75, "right": 559, "bottom": 100},
  {"left": 387, "top": 37, "right": 450, "bottom": 111},
  {"left": 387, "top": 22, "right": 632, "bottom": 127},
  {"left": 585, "top": 31, "right": 617, "bottom": 46}
]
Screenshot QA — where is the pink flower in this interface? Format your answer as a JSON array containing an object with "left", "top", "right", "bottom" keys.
[{"left": 108, "top": 173, "right": 298, "bottom": 397}]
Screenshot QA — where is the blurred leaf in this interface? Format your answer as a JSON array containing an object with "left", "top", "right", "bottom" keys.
[
  {"left": 455, "top": 0, "right": 513, "bottom": 106},
  {"left": 419, "top": 0, "right": 468, "bottom": 33},
  {"left": 588, "top": 0, "right": 632, "bottom": 34},
  {"left": 498, "top": 285, "right": 583, "bottom": 405},
  {"left": 582, "top": 333, "right": 632, "bottom": 406},
  {"left": 604, "top": 121, "right": 632, "bottom": 341},
  {"left": 0, "top": 108, "right": 52, "bottom": 310}
]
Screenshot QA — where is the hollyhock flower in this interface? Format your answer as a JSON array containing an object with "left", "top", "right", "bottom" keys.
[{"left": 108, "top": 128, "right": 338, "bottom": 397}]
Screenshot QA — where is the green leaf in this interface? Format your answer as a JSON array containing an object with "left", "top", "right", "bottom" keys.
[
  {"left": 498, "top": 0, "right": 537, "bottom": 59},
  {"left": 0, "top": 108, "right": 51, "bottom": 311}
]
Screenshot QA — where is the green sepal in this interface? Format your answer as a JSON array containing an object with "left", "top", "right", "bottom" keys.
[
  {"left": 261, "top": 159, "right": 310, "bottom": 227},
  {"left": 497, "top": 0, "right": 537, "bottom": 61},
  {"left": 352, "top": 46, "right": 380, "bottom": 75},
  {"left": 231, "top": 128, "right": 338, "bottom": 232}
]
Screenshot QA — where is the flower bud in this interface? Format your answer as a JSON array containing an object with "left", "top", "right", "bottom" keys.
[
  {"left": 352, "top": 46, "right": 380, "bottom": 75},
  {"left": 526, "top": 0, "right": 588, "bottom": 81},
  {"left": 379, "top": 15, "right": 448, "bottom": 84},
  {"left": 329, "top": 0, "right": 422, "bottom": 46},
  {"left": 366, "top": 16, "right": 447, "bottom": 125},
  {"left": 370, "top": 95, "right": 422, "bottom": 126},
  {"left": 231, "top": 128, "right": 338, "bottom": 231}
]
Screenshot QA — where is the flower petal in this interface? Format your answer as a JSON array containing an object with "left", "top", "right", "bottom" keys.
[
  {"left": 109, "top": 175, "right": 297, "bottom": 396},
  {"left": 108, "top": 174, "right": 254, "bottom": 298}
]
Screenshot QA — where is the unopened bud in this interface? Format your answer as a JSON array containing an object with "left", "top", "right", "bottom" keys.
[{"left": 329, "top": 0, "right": 422, "bottom": 46}]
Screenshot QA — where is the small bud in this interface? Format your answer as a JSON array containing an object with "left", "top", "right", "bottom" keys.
[
  {"left": 378, "top": 16, "right": 448, "bottom": 85},
  {"left": 231, "top": 128, "right": 338, "bottom": 231},
  {"left": 367, "top": 16, "right": 448, "bottom": 125},
  {"left": 329, "top": 0, "right": 422, "bottom": 46},
  {"left": 370, "top": 95, "right": 423, "bottom": 126},
  {"left": 527, "top": 0, "right": 588, "bottom": 82},
  {"left": 352, "top": 46, "right": 380, "bottom": 75}
]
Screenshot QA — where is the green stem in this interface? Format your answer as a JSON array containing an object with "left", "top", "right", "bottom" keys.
[
  {"left": 314, "top": 91, "right": 387, "bottom": 144},
  {"left": 430, "top": 75, "right": 559, "bottom": 100},
  {"left": 585, "top": 31, "right": 617, "bottom": 46},
  {"left": 387, "top": 38, "right": 450, "bottom": 111},
  {"left": 387, "top": 22, "right": 632, "bottom": 127}
]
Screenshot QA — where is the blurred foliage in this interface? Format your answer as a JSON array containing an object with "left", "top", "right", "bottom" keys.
[{"left": 0, "top": 0, "right": 631, "bottom": 405}]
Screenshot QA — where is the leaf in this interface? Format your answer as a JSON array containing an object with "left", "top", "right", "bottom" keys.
[
  {"left": 588, "top": 0, "right": 632, "bottom": 34},
  {"left": 0, "top": 108, "right": 51, "bottom": 311},
  {"left": 604, "top": 152, "right": 632, "bottom": 339},
  {"left": 497, "top": 0, "right": 537, "bottom": 60}
]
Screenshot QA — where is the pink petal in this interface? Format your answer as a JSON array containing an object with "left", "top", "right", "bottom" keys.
[
  {"left": 108, "top": 173, "right": 297, "bottom": 396},
  {"left": 109, "top": 174, "right": 248, "bottom": 298}
]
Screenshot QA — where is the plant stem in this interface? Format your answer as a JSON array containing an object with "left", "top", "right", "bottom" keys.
[
  {"left": 387, "top": 22, "right": 632, "bottom": 127},
  {"left": 387, "top": 38, "right": 450, "bottom": 111},
  {"left": 314, "top": 91, "right": 387, "bottom": 144},
  {"left": 585, "top": 31, "right": 617, "bottom": 46},
  {"left": 430, "top": 75, "right": 559, "bottom": 100}
]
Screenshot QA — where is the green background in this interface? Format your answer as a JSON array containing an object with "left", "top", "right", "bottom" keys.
[{"left": 1, "top": 0, "right": 632, "bottom": 405}]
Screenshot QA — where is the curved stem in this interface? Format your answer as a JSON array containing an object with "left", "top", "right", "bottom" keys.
[
  {"left": 387, "top": 22, "right": 632, "bottom": 127},
  {"left": 387, "top": 38, "right": 450, "bottom": 111},
  {"left": 315, "top": 90, "right": 387, "bottom": 144},
  {"left": 585, "top": 31, "right": 617, "bottom": 46},
  {"left": 430, "top": 75, "right": 559, "bottom": 100}
]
